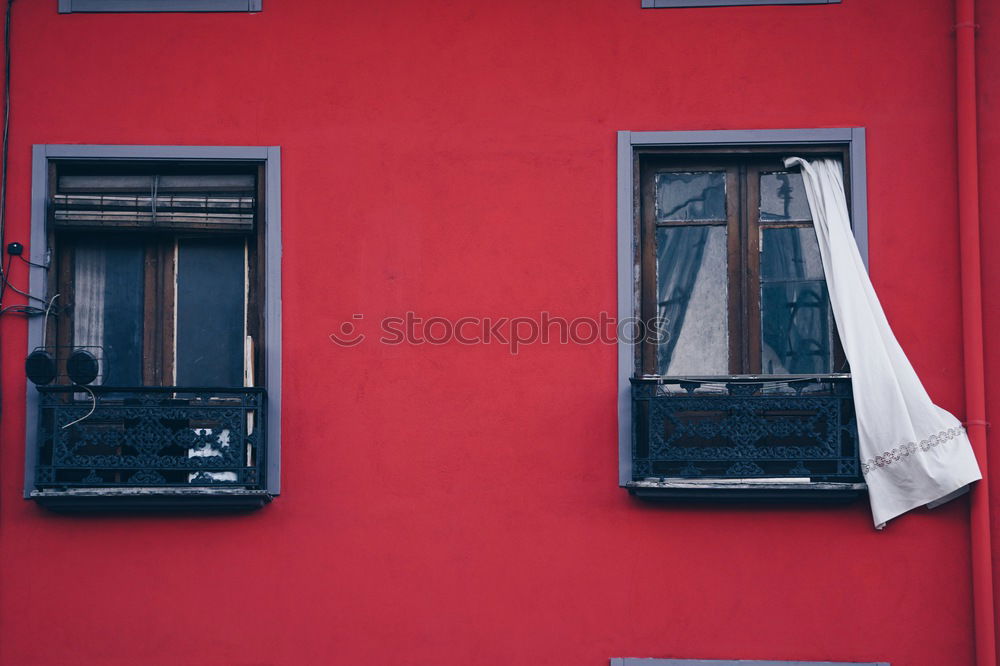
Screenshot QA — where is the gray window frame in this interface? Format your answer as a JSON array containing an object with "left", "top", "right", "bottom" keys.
[
  {"left": 642, "top": 0, "right": 839, "bottom": 7},
  {"left": 58, "top": 0, "right": 261, "bottom": 13},
  {"left": 24, "top": 144, "right": 283, "bottom": 498},
  {"left": 611, "top": 660, "right": 887, "bottom": 666},
  {"left": 616, "top": 128, "right": 868, "bottom": 487}
]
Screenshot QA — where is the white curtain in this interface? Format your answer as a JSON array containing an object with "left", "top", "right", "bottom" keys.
[{"left": 785, "top": 157, "right": 981, "bottom": 528}]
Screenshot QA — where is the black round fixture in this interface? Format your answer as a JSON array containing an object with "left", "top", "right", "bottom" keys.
[
  {"left": 25, "top": 349, "right": 56, "bottom": 385},
  {"left": 67, "top": 349, "right": 100, "bottom": 386}
]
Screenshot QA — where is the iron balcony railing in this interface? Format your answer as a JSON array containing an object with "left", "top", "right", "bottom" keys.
[
  {"left": 34, "top": 386, "right": 266, "bottom": 490},
  {"left": 631, "top": 374, "right": 861, "bottom": 483}
]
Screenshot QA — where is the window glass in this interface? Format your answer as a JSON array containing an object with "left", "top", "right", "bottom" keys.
[
  {"left": 656, "top": 225, "right": 729, "bottom": 374},
  {"left": 641, "top": 155, "right": 845, "bottom": 376},
  {"left": 759, "top": 226, "right": 833, "bottom": 374},
  {"left": 656, "top": 171, "right": 726, "bottom": 221},
  {"left": 760, "top": 171, "right": 812, "bottom": 221},
  {"left": 175, "top": 238, "right": 246, "bottom": 387}
]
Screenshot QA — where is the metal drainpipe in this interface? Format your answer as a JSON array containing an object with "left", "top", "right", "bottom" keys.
[{"left": 955, "top": 1, "right": 996, "bottom": 665}]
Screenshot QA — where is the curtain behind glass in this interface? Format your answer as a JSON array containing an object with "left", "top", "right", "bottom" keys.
[{"left": 72, "top": 239, "right": 144, "bottom": 386}]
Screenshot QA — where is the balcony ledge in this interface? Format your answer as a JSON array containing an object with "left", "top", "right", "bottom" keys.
[
  {"left": 29, "top": 487, "right": 272, "bottom": 512},
  {"left": 626, "top": 478, "right": 867, "bottom": 503}
]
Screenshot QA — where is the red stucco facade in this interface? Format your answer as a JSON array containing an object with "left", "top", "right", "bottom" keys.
[{"left": 1, "top": 1, "right": 998, "bottom": 664}]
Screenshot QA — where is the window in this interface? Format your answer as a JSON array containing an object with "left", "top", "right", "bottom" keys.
[
  {"left": 58, "top": 0, "right": 261, "bottom": 13},
  {"left": 639, "top": 149, "right": 846, "bottom": 376},
  {"left": 49, "top": 164, "right": 262, "bottom": 388},
  {"left": 641, "top": 0, "right": 840, "bottom": 7},
  {"left": 611, "top": 657, "right": 890, "bottom": 666},
  {"left": 24, "top": 145, "right": 281, "bottom": 510},
  {"left": 617, "top": 129, "right": 867, "bottom": 498}
]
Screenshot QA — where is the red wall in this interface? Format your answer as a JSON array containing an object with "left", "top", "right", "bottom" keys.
[{"left": 0, "top": 1, "right": 989, "bottom": 664}]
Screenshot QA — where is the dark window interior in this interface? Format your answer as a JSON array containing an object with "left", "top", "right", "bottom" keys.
[{"left": 47, "top": 161, "right": 265, "bottom": 388}]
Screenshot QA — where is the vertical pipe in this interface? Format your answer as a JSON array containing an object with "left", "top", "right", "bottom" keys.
[{"left": 955, "top": 1, "right": 996, "bottom": 665}]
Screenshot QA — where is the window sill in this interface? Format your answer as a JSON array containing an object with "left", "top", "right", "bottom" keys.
[
  {"left": 627, "top": 478, "right": 867, "bottom": 502},
  {"left": 29, "top": 487, "right": 272, "bottom": 512},
  {"left": 58, "top": 0, "right": 262, "bottom": 13}
]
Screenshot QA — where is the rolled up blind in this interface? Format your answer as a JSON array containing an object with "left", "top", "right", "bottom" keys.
[{"left": 52, "top": 173, "right": 256, "bottom": 231}]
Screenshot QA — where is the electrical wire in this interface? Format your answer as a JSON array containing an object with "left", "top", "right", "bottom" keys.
[
  {"left": 0, "top": 1, "right": 48, "bottom": 320},
  {"left": 41, "top": 293, "right": 58, "bottom": 346},
  {"left": 61, "top": 384, "right": 96, "bottom": 430},
  {"left": 0, "top": 0, "right": 12, "bottom": 255},
  {"left": 0, "top": 257, "right": 46, "bottom": 304},
  {"left": 0, "top": 252, "right": 11, "bottom": 307},
  {"left": 0, "top": 1, "right": 14, "bottom": 512},
  {"left": 0, "top": 0, "right": 12, "bottom": 284},
  {"left": 42, "top": 294, "right": 59, "bottom": 347},
  {"left": 0, "top": 0, "right": 12, "bottom": 333},
  {"left": 0, "top": 304, "right": 49, "bottom": 316},
  {"left": 0, "top": 252, "right": 51, "bottom": 315},
  {"left": 16, "top": 253, "right": 48, "bottom": 270},
  {"left": 3, "top": 283, "right": 45, "bottom": 303}
]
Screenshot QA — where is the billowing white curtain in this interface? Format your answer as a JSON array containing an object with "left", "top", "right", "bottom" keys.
[{"left": 785, "top": 156, "right": 982, "bottom": 528}]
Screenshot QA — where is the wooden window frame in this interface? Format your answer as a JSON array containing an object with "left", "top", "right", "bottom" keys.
[
  {"left": 45, "top": 160, "right": 266, "bottom": 389},
  {"left": 637, "top": 145, "right": 849, "bottom": 376}
]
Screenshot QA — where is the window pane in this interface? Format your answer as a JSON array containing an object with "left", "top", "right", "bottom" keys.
[
  {"left": 760, "top": 227, "right": 832, "bottom": 374},
  {"left": 655, "top": 171, "right": 726, "bottom": 221},
  {"left": 73, "top": 238, "right": 145, "bottom": 386},
  {"left": 656, "top": 225, "right": 729, "bottom": 375},
  {"left": 760, "top": 171, "right": 812, "bottom": 221},
  {"left": 176, "top": 238, "right": 245, "bottom": 386}
]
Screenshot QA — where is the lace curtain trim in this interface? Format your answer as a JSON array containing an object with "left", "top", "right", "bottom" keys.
[{"left": 861, "top": 426, "right": 967, "bottom": 476}]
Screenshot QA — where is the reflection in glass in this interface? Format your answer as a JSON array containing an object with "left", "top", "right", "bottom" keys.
[
  {"left": 760, "top": 227, "right": 832, "bottom": 374},
  {"left": 656, "top": 225, "right": 728, "bottom": 375},
  {"left": 656, "top": 172, "right": 726, "bottom": 221},
  {"left": 760, "top": 171, "right": 812, "bottom": 221}
]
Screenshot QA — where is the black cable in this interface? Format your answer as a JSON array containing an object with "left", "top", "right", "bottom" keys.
[
  {"left": 0, "top": 2, "right": 49, "bottom": 322},
  {"left": 0, "top": 253, "right": 11, "bottom": 308},
  {"left": 0, "top": 305, "right": 48, "bottom": 316},
  {"left": 0, "top": 0, "right": 13, "bottom": 255},
  {"left": 0, "top": 0, "right": 14, "bottom": 515},
  {"left": 0, "top": 256, "right": 45, "bottom": 304},
  {"left": 4, "top": 283, "right": 47, "bottom": 303},
  {"left": 16, "top": 253, "right": 47, "bottom": 270}
]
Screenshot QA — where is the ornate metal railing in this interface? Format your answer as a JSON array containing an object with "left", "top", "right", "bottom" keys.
[
  {"left": 34, "top": 386, "right": 266, "bottom": 490},
  {"left": 631, "top": 375, "right": 860, "bottom": 483}
]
